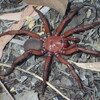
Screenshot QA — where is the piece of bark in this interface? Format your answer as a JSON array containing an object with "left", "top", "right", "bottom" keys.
[
  {"left": 23, "top": 0, "right": 68, "bottom": 15},
  {"left": 0, "top": 5, "right": 40, "bottom": 58}
]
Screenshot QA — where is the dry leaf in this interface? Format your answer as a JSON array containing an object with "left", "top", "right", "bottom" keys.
[
  {"left": 68, "top": 60, "right": 100, "bottom": 71},
  {"left": 0, "top": 6, "right": 49, "bottom": 21},
  {"left": 0, "top": 12, "right": 22, "bottom": 21},
  {"left": 23, "top": 0, "right": 68, "bottom": 15},
  {"left": 15, "top": 90, "right": 39, "bottom": 100}
]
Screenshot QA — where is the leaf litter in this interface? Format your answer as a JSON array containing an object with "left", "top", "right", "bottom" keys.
[{"left": 0, "top": 0, "right": 100, "bottom": 100}]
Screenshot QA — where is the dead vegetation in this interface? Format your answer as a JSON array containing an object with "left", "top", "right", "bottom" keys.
[{"left": 0, "top": 0, "right": 100, "bottom": 100}]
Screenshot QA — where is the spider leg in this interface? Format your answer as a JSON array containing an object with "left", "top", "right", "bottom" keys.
[
  {"left": 60, "top": 46, "right": 100, "bottom": 56},
  {"left": 62, "top": 22, "right": 100, "bottom": 38},
  {"left": 33, "top": 7, "right": 51, "bottom": 37},
  {"left": 64, "top": 38, "right": 80, "bottom": 42},
  {"left": 61, "top": 37, "right": 79, "bottom": 49},
  {"left": 42, "top": 52, "right": 52, "bottom": 95},
  {"left": 62, "top": 43, "right": 77, "bottom": 51},
  {"left": 0, "top": 30, "right": 41, "bottom": 39},
  {"left": 0, "top": 49, "right": 46, "bottom": 76},
  {"left": 55, "top": 54, "right": 83, "bottom": 89},
  {"left": 55, "top": 6, "right": 83, "bottom": 36}
]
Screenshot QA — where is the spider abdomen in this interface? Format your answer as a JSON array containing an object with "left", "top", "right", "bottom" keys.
[
  {"left": 24, "top": 38, "right": 43, "bottom": 51},
  {"left": 44, "top": 36, "right": 64, "bottom": 53}
]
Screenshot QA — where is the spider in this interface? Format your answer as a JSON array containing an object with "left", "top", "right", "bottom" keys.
[{"left": 0, "top": 6, "right": 100, "bottom": 95}]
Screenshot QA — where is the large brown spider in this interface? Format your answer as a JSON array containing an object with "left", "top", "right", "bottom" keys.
[{"left": 0, "top": 6, "right": 100, "bottom": 94}]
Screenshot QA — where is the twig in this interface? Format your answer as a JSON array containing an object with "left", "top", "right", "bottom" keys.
[
  {"left": 0, "top": 80, "right": 15, "bottom": 100},
  {"left": 0, "top": 63, "right": 70, "bottom": 100}
]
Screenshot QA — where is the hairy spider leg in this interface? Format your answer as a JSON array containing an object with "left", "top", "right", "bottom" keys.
[
  {"left": 60, "top": 46, "right": 100, "bottom": 56},
  {"left": 42, "top": 53, "right": 53, "bottom": 94},
  {"left": 55, "top": 54, "right": 83, "bottom": 89},
  {"left": 62, "top": 22, "right": 100, "bottom": 38},
  {"left": 0, "top": 30, "right": 41, "bottom": 39},
  {"left": 33, "top": 7, "right": 51, "bottom": 37},
  {"left": 55, "top": 6, "right": 83, "bottom": 36},
  {"left": 0, "top": 49, "right": 46, "bottom": 76}
]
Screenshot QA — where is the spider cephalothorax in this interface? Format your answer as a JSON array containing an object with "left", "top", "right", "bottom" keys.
[{"left": 0, "top": 6, "right": 100, "bottom": 94}]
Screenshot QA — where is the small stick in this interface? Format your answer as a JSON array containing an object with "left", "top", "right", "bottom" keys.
[
  {"left": 0, "top": 63, "right": 70, "bottom": 100},
  {"left": 0, "top": 80, "right": 15, "bottom": 100}
]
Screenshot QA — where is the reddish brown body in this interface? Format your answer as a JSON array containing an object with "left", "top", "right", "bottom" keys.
[
  {"left": 44, "top": 36, "right": 64, "bottom": 53},
  {"left": 0, "top": 6, "right": 100, "bottom": 95}
]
